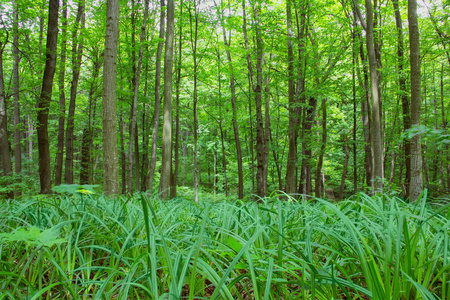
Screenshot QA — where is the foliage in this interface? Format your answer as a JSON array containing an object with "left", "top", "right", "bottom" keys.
[{"left": 0, "top": 191, "right": 448, "bottom": 299}]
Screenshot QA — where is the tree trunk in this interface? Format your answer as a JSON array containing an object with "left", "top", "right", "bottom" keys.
[
  {"left": 159, "top": 0, "right": 175, "bottom": 200},
  {"left": 65, "top": 1, "right": 85, "bottom": 184},
  {"left": 285, "top": 0, "right": 297, "bottom": 195},
  {"left": 170, "top": 1, "right": 183, "bottom": 199},
  {"left": 393, "top": 0, "right": 411, "bottom": 197},
  {"left": 119, "top": 111, "right": 126, "bottom": 194},
  {"left": 54, "top": 0, "right": 68, "bottom": 187},
  {"left": 102, "top": 0, "right": 120, "bottom": 196},
  {"left": 13, "top": 1, "right": 22, "bottom": 196},
  {"left": 339, "top": 141, "right": 350, "bottom": 200},
  {"left": 148, "top": 0, "right": 165, "bottom": 193},
  {"left": 0, "top": 38, "right": 13, "bottom": 198},
  {"left": 36, "top": 0, "right": 59, "bottom": 194},
  {"left": 364, "top": 0, "right": 384, "bottom": 192},
  {"left": 127, "top": 0, "right": 149, "bottom": 193},
  {"left": 408, "top": 0, "right": 423, "bottom": 202},
  {"left": 315, "top": 99, "right": 327, "bottom": 198},
  {"left": 219, "top": 1, "right": 244, "bottom": 199},
  {"left": 189, "top": 0, "right": 199, "bottom": 203}
]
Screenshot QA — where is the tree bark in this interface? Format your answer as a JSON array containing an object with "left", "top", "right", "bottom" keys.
[
  {"left": 408, "top": 0, "right": 423, "bottom": 202},
  {"left": 147, "top": 0, "right": 165, "bottom": 193},
  {"left": 315, "top": 99, "right": 327, "bottom": 198},
  {"left": 393, "top": 0, "right": 411, "bottom": 197},
  {"left": 13, "top": 1, "right": 22, "bottom": 195},
  {"left": 219, "top": 1, "right": 244, "bottom": 199},
  {"left": 0, "top": 37, "right": 13, "bottom": 197},
  {"left": 102, "top": 0, "right": 120, "bottom": 196},
  {"left": 36, "top": 0, "right": 59, "bottom": 194},
  {"left": 54, "top": 0, "right": 68, "bottom": 187},
  {"left": 364, "top": 0, "right": 384, "bottom": 192},
  {"left": 65, "top": 1, "right": 85, "bottom": 184},
  {"left": 159, "top": 0, "right": 175, "bottom": 200},
  {"left": 170, "top": 0, "right": 182, "bottom": 199}
]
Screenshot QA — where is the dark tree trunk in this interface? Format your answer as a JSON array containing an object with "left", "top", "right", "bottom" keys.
[
  {"left": 315, "top": 99, "right": 327, "bottom": 198},
  {"left": 36, "top": 0, "right": 59, "bottom": 194},
  {"left": 393, "top": 0, "right": 411, "bottom": 197},
  {"left": 0, "top": 38, "right": 13, "bottom": 198},
  {"left": 159, "top": 0, "right": 175, "bottom": 199},
  {"left": 54, "top": 0, "right": 67, "bottom": 187},
  {"left": 13, "top": 1, "right": 22, "bottom": 196},
  {"left": 339, "top": 141, "right": 350, "bottom": 200},
  {"left": 65, "top": 1, "right": 85, "bottom": 184},
  {"left": 148, "top": 0, "right": 165, "bottom": 193},
  {"left": 408, "top": 0, "right": 423, "bottom": 202}
]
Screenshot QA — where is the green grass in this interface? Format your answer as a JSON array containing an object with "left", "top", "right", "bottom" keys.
[{"left": 0, "top": 190, "right": 448, "bottom": 299}]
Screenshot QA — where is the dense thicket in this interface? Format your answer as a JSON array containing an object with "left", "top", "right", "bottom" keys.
[{"left": 0, "top": 0, "right": 449, "bottom": 200}]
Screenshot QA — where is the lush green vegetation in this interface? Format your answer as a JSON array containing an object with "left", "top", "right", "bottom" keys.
[{"left": 1, "top": 188, "right": 448, "bottom": 299}]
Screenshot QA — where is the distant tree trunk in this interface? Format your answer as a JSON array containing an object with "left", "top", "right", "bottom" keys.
[
  {"left": 54, "top": 0, "right": 68, "bottom": 187},
  {"left": 315, "top": 99, "right": 327, "bottom": 197},
  {"left": 339, "top": 140, "right": 350, "bottom": 200},
  {"left": 148, "top": 0, "right": 165, "bottom": 193},
  {"left": 65, "top": 1, "right": 85, "bottom": 184},
  {"left": 102, "top": 0, "right": 120, "bottom": 196},
  {"left": 301, "top": 97, "right": 317, "bottom": 195},
  {"left": 159, "top": 0, "right": 175, "bottom": 200},
  {"left": 79, "top": 128, "right": 90, "bottom": 184},
  {"left": 13, "top": 1, "right": 22, "bottom": 196},
  {"left": 217, "top": 50, "right": 228, "bottom": 196},
  {"left": 119, "top": 111, "right": 126, "bottom": 194},
  {"left": 393, "top": 0, "right": 411, "bottom": 197},
  {"left": 285, "top": 0, "right": 297, "bottom": 195},
  {"left": 220, "top": 2, "right": 243, "bottom": 199},
  {"left": 127, "top": 0, "right": 149, "bottom": 193},
  {"left": 189, "top": 0, "right": 199, "bottom": 203},
  {"left": 242, "top": 0, "right": 267, "bottom": 198},
  {"left": 36, "top": 0, "right": 59, "bottom": 194},
  {"left": 364, "top": 0, "right": 384, "bottom": 192},
  {"left": 408, "top": 0, "right": 423, "bottom": 202},
  {"left": 170, "top": 1, "right": 183, "bottom": 199},
  {"left": 0, "top": 37, "right": 13, "bottom": 198}
]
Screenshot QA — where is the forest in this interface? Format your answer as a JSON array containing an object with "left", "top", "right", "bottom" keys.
[
  {"left": 0, "top": 0, "right": 448, "bottom": 201},
  {"left": 0, "top": 0, "right": 450, "bottom": 298}
]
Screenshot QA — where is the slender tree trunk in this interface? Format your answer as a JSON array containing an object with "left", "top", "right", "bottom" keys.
[
  {"left": 159, "top": 0, "right": 175, "bottom": 199},
  {"left": 365, "top": 0, "right": 384, "bottom": 192},
  {"left": 170, "top": 0, "right": 182, "bottom": 199},
  {"left": 148, "top": 0, "right": 165, "bottom": 193},
  {"left": 285, "top": 0, "right": 297, "bottom": 195},
  {"left": 315, "top": 99, "right": 327, "bottom": 198},
  {"left": 393, "top": 0, "right": 411, "bottom": 197},
  {"left": 37, "top": 0, "right": 59, "bottom": 194},
  {"left": 339, "top": 141, "right": 350, "bottom": 200},
  {"left": 127, "top": 0, "right": 149, "bottom": 193},
  {"left": 13, "top": 1, "right": 22, "bottom": 196},
  {"left": 65, "top": 1, "right": 85, "bottom": 184},
  {"left": 217, "top": 50, "right": 228, "bottom": 196},
  {"left": 119, "top": 111, "right": 126, "bottom": 194},
  {"left": 189, "top": 0, "right": 199, "bottom": 203},
  {"left": 220, "top": 2, "right": 244, "bottom": 199},
  {"left": 301, "top": 97, "right": 317, "bottom": 195},
  {"left": 0, "top": 38, "right": 13, "bottom": 198},
  {"left": 408, "top": 0, "right": 423, "bottom": 202},
  {"left": 102, "top": 0, "right": 120, "bottom": 196},
  {"left": 54, "top": 0, "right": 67, "bottom": 186}
]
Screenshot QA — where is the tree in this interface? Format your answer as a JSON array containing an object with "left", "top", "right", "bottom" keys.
[
  {"left": 160, "top": 0, "right": 175, "bottom": 200},
  {"left": 0, "top": 34, "right": 13, "bottom": 197},
  {"left": 54, "top": 0, "right": 68, "bottom": 187},
  {"left": 36, "top": 0, "right": 59, "bottom": 194},
  {"left": 64, "top": 0, "right": 85, "bottom": 184},
  {"left": 408, "top": 0, "right": 423, "bottom": 202},
  {"left": 102, "top": 0, "right": 120, "bottom": 196},
  {"left": 13, "top": 0, "right": 21, "bottom": 195}
]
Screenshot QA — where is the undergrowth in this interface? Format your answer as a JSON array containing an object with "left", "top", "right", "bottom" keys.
[{"left": 0, "top": 189, "right": 449, "bottom": 299}]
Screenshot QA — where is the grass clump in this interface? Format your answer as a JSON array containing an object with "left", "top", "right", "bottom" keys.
[{"left": 0, "top": 190, "right": 448, "bottom": 299}]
